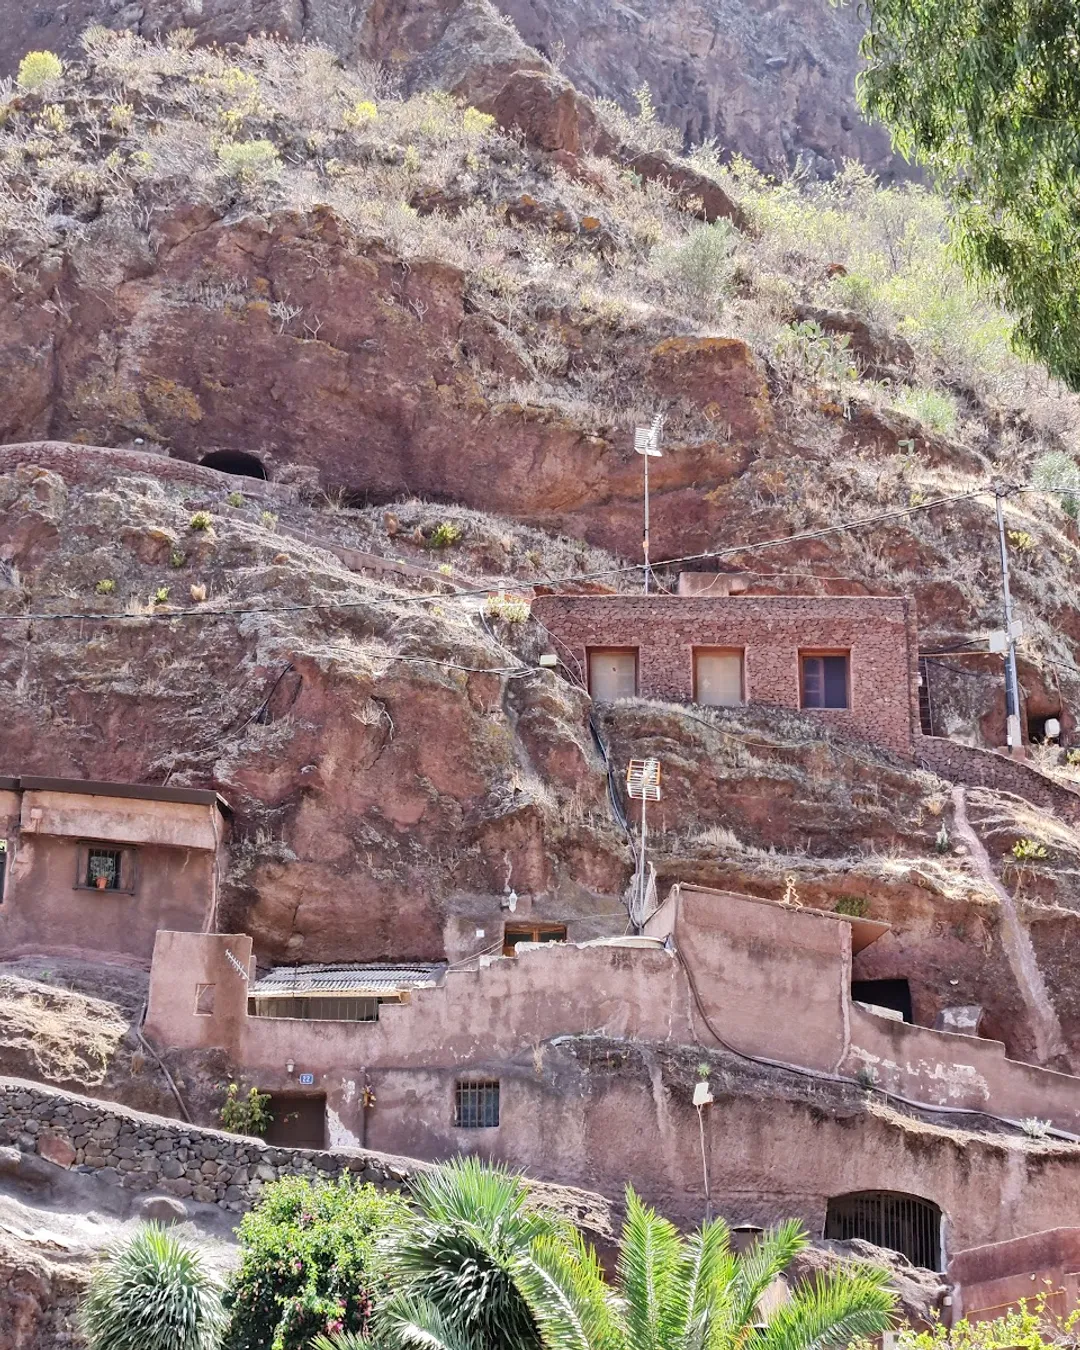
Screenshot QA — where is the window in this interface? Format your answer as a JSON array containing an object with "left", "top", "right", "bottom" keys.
[
  {"left": 587, "top": 648, "right": 638, "bottom": 701},
  {"left": 800, "top": 652, "right": 850, "bottom": 710},
  {"left": 851, "top": 979, "right": 913, "bottom": 1024},
  {"left": 194, "top": 983, "right": 216, "bottom": 1016},
  {"left": 454, "top": 1080, "right": 500, "bottom": 1128},
  {"left": 693, "top": 648, "right": 745, "bottom": 707},
  {"left": 80, "top": 845, "right": 130, "bottom": 892},
  {"left": 503, "top": 923, "right": 567, "bottom": 956},
  {"left": 249, "top": 995, "right": 382, "bottom": 1021},
  {"left": 825, "top": 1191, "right": 942, "bottom": 1270}
]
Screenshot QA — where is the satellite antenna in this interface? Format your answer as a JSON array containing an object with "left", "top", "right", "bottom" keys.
[
  {"left": 625, "top": 758, "right": 661, "bottom": 930},
  {"left": 634, "top": 414, "right": 664, "bottom": 594}
]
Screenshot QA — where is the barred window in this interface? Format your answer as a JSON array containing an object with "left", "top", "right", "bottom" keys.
[
  {"left": 825, "top": 1191, "right": 942, "bottom": 1270},
  {"left": 454, "top": 1080, "right": 500, "bottom": 1128},
  {"left": 86, "top": 847, "right": 123, "bottom": 890}
]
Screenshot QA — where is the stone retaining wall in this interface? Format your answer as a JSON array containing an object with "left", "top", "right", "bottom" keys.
[
  {"left": 0, "top": 1077, "right": 416, "bottom": 1214},
  {"left": 918, "top": 736, "right": 1080, "bottom": 825}
]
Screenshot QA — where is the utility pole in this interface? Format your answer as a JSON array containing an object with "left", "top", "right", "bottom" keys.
[
  {"left": 993, "top": 484, "right": 1023, "bottom": 752},
  {"left": 634, "top": 415, "right": 664, "bottom": 594}
]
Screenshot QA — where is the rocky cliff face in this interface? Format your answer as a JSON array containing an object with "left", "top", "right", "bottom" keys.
[{"left": 3, "top": 0, "right": 901, "bottom": 177}]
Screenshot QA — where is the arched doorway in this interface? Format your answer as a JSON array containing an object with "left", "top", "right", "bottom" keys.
[
  {"left": 825, "top": 1191, "right": 942, "bottom": 1270},
  {"left": 198, "top": 450, "right": 268, "bottom": 480}
]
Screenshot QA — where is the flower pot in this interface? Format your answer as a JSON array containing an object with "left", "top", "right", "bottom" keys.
[{"left": 95, "top": 875, "right": 108, "bottom": 890}]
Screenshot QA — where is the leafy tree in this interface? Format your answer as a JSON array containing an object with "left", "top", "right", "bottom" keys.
[
  {"left": 849, "top": 0, "right": 1080, "bottom": 388},
  {"left": 514, "top": 1188, "right": 896, "bottom": 1350},
  {"left": 373, "top": 1155, "right": 574, "bottom": 1350},
  {"left": 80, "top": 1222, "right": 226, "bottom": 1350},
  {"left": 223, "top": 1174, "right": 409, "bottom": 1350}
]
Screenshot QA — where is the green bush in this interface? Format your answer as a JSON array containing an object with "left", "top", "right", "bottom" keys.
[
  {"left": 888, "top": 384, "right": 957, "bottom": 435},
  {"left": 223, "top": 1174, "right": 410, "bottom": 1350},
  {"left": 662, "top": 218, "right": 739, "bottom": 305},
  {"left": 428, "top": 521, "right": 462, "bottom": 548},
  {"left": 17, "top": 51, "right": 63, "bottom": 92},
  {"left": 189, "top": 511, "right": 213, "bottom": 531},
  {"left": 1031, "top": 449, "right": 1080, "bottom": 520},
  {"left": 80, "top": 1222, "right": 226, "bottom": 1350},
  {"left": 218, "top": 1082, "right": 272, "bottom": 1137},
  {"left": 216, "top": 139, "right": 281, "bottom": 184}
]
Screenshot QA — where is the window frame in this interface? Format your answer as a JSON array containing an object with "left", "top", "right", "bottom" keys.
[
  {"left": 453, "top": 1079, "right": 501, "bottom": 1129},
  {"left": 74, "top": 841, "right": 137, "bottom": 895},
  {"left": 194, "top": 983, "right": 217, "bottom": 1016},
  {"left": 692, "top": 646, "right": 746, "bottom": 707},
  {"left": 799, "top": 649, "right": 851, "bottom": 711},
  {"left": 502, "top": 922, "right": 568, "bottom": 956},
  {"left": 586, "top": 646, "right": 640, "bottom": 701}
]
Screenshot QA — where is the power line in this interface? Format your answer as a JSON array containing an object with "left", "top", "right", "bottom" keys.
[{"left": 0, "top": 485, "right": 986, "bottom": 626}]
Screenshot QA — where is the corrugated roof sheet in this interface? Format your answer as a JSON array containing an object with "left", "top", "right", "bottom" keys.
[{"left": 250, "top": 962, "right": 446, "bottom": 998}]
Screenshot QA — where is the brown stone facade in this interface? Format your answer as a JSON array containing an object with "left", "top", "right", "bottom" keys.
[{"left": 532, "top": 593, "right": 919, "bottom": 757}]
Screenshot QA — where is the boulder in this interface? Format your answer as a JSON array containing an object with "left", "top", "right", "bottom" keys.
[{"left": 647, "top": 336, "right": 772, "bottom": 437}]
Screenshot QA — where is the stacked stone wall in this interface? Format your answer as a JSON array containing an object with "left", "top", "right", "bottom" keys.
[{"left": 918, "top": 737, "right": 1080, "bottom": 826}]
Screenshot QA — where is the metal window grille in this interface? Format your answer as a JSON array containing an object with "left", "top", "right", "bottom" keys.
[
  {"left": 86, "top": 847, "right": 122, "bottom": 889},
  {"left": 249, "top": 995, "right": 380, "bottom": 1022},
  {"left": 454, "top": 1080, "right": 500, "bottom": 1128},
  {"left": 825, "top": 1191, "right": 942, "bottom": 1270}
]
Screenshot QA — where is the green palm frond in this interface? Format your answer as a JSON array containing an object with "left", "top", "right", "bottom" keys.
[
  {"left": 514, "top": 1231, "right": 622, "bottom": 1350},
  {"left": 617, "top": 1187, "right": 686, "bottom": 1350},
  {"left": 368, "top": 1292, "right": 485, "bottom": 1350},
  {"left": 754, "top": 1263, "right": 896, "bottom": 1350},
  {"left": 671, "top": 1216, "right": 737, "bottom": 1350},
  {"left": 717, "top": 1219, "right": 809, "bottom": 1343}
]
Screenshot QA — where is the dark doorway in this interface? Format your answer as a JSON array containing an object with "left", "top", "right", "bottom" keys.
[
  {"left": 1027, "top": 713, "right": 1058, "bottom": 744},
  {"left": 264, "top": 1093, "right": 326, "bottom": 1149},
  {"left": 198, "top": 450, "right": 268, "bottom": 480},
  {"left": 851, "top": 978, "right": 913, "bottom": 1023},
  {"left": 825, "top": 1191, "right": 942, "bottom": 1270}
]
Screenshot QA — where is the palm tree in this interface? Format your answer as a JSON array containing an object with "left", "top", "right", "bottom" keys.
[
  {"left": 513, "top": 1189, "right": 897, "bottom": 1350},
  {"left": 371, "top": 1155, "right": 574, "bottom": 1350},
  {"left": 80, "top": 1221, "right": 227, "bottom": 1350}
]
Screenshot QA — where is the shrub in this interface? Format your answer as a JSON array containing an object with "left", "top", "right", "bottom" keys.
[
  {"left": 80, "top": 1222, "right": 226, "bottom": 1350},
  {"left": 218, "top": 1082, "right": 272, "bottom": 1137},
  {"left": 216, "top": 139, "right": 281, "bottom": 185},
  {"left": 1012, "top": 837, "right": 1049, "bottom": 861},
  {"left": 17, "top": 51, "right": 63, "bottom": 92},
  {"left": 343, "top": 99, "right": 377, "bottom": 129},
  {"left": 888, "top": 384, "right": 957, "bottom": 434},
  {"left": 260, "top": 509, "right": 278, "bottom": 530},
  {"left": 1031, "top": 449, "right": 1080, "bottom": 520},
  {"left": 834, "top": 896, "right": 868, "bottom": 918},
  {"left": 227, "top": 490, "right": 244, "bottom": 507},
  {"left": 662, "top": 219, "right": 739, "bottom": 305},
  {"left": 428, "top": 521, "right": 462, "bottom": 548},
  {"left": 152, "top": 585, "right": 169, "bottom": 605},
  {"left": 462, "top": 106, "right": 495, "bottom": 136},
  {"left": 1021, "top": 1117, "right": 1051, "bottom": 1139},
  {"left": 107, "top": 102, "right": 135, "bottom": 132},
  {"left": 484, "top": 591, "right": 530, "bottom": 623},
  {"left": 1007, "top": 529, "right": 1036, "bottom": 554},
  {"left": 773, "top": 321, "right": 857, "bottom": 387},
  {"left": 189, "top": 511, "right": 213, "bottom": 531},
  {"left": 223, "top": 1175, "right": 410, "bottom": 1350},
  {"left": 170, "top": 550, "right": 186, "bottom": 568},
  {"left": 95, "top": 579, "right": 115, "bottom": 594}
]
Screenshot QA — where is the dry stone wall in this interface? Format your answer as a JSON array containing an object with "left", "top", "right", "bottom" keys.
[
  {"left": 0, "top": 1078, "right": 414, "bottom": 1214},
  {"left": 918, "top": 737, "right": 1080, "bottom": 826}
]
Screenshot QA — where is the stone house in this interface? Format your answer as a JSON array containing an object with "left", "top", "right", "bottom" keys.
[
  {"left": 531, "top": 591, "right": 920, "bottom": 757},
  {"left": 0, "top": 775, "right": 231, "bottom": 965},
  {"left": 145, "top": 883, "right": 1080, "bottom": 1264}
]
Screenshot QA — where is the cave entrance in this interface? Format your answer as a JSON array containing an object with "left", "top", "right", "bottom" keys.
[
  {"left": 825, "top": 1191, "right": 943, "bottom": 1270},
  {"left": 851, "top": 978, "right": 913, "bottom": 1024},
  {"left": 1027, "top": 712, "right": 1061, "bottom": 744},
  {"left": 198, "top": 450, "right": 268, "bottom": 480}
]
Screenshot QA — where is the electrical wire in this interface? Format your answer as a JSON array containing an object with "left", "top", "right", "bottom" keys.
[{"left": 0, "top": 485, "right": 985, "bottom": 626}]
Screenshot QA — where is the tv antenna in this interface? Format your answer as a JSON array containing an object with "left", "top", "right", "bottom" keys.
[{"left": 625, "top": 757, "right": 661, "bottom": 930}]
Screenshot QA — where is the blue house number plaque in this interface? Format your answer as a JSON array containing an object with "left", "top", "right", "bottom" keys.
[{"left": 298, "top": 1072, "right": 315, "bottom": 1086}]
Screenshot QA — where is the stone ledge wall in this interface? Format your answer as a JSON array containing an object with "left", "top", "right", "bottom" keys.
[
  {"left": 918, "top": 737, "right": 1080, "bottom": 826},
  {"left": 0, "top": 1077, "right": 416, "bottom": 1214}
]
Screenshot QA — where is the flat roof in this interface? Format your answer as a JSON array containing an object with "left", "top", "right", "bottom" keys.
[
  {"left": 251, "top": 962, "right": 446, "bottom": 998},
  {"left": 677, "top": 884, "right": 890, "bottom": 954},
  {"left": 0, "top": 775, "right": 231, "bottom": 815}
]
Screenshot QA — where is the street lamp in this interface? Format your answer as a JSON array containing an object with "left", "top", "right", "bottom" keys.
[{"left": 634, "top": 415, "right": 664, "bottom": 593}]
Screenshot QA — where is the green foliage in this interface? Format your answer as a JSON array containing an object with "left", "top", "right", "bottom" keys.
[
  {"left": 224, "top": 1174, "right": 409, "bottom": 1350},
  {"left": 152, "top": 585, "right": 169, "bottom": 604},
  {"left": 377, "top": 1156, "right": 571, "bottom": 1350},
  {"left": 888, "top": 385, "right": 957, "bottom": 435},
  {"left": 428, "top": 522, "right": 462, "bottom": 548},
  {"left": 514, "top": 1189, "right": 896, "bottom": 1350},
  {"left": 80, "top": 1222, "right": 226, "bottom": 1350},
  {"left": 595, "top": 82, "right": 681, "bottom": 154},
  {"left": 851, "top": 0, "right": 1080, "bottom": 388},
  {"left": 484, "top": 591, "right": 530, "bottom": 623},
  {"left": 898, "top": 1299, "right": 1080, "bottom": 1350},
  {"left": 834, "top": 896, "right": 869, "bottom": 918},
  {"left": 662, "top": 219, "right": 739, "bottom": 306},
  {"left": 1012, "top": 837, "right": 1048, "bottom": 862},
  {"left": 189, "top": 511, "right": 213, "bottom": 531},
  {"left": 95, "top": 579, "right": 116, "bottom": 594},
  {"left": 218, "top": 1082, "right": 273, "bottom": 1136},
  {"left": 260, "top": 510, "right": 279, "bottom": 530},
  {"left": 1031, "top": 451, "right": 1080, "bottom": 521},
  {"left": 1007, "top": 530, "right": 1036, "bottom": 555},
  {"left": 17, "top": 50, "right": 63, "bottom": 91},
  {"left": 216, "top": 138, "right": 281, "bottom": 184},
  {"left": 227, "top": 490, "right": 244, "bottom": 507},
  {"left": 773, "top": 320, "right": 857, "bottom": 387},
  {"left": 170, "top": 550, "right": 187, "bottom": 568}
]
